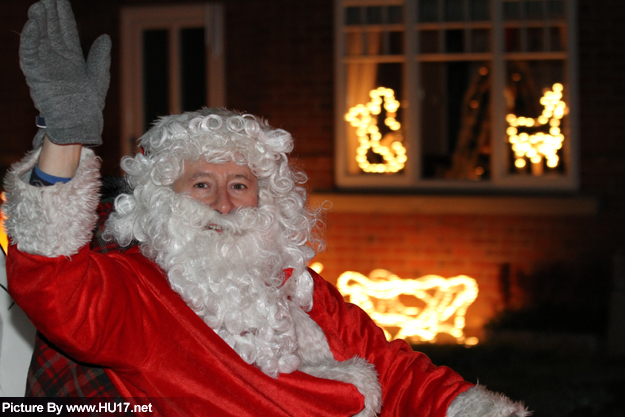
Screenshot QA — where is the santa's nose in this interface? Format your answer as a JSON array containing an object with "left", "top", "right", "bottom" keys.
[{"left": 211, "top": 187, "right": 235, "bottom": 214}]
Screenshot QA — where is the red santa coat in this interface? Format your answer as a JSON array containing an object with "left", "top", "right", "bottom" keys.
[{"left": 7, "top": 244, "right": 472, "bottom": 416}]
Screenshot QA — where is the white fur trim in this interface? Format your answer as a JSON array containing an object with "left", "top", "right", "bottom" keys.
[
  {"left": 446, "top": 384, "right": 531, "bottom": 417},
  {"left": 300, "top": 357, "right": 382, "bottom": 417},
  {"left": 291, "top": 302, "right": 383, "bottom": 417},
  {"left": 3, "top": 148, "right": 101, "bottom": 257}
]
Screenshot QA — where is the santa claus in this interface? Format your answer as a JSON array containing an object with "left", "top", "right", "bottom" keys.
[{"left": 3, "top": 1, "right": 529, "bottom": 416}]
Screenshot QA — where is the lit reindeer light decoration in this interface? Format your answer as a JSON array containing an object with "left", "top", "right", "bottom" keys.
[
  {"left": 337, "top": 269, "right": 479, "bottom": 345},
  {"left": 507, "top": 83, "right": 568, "bottom": 173},
  {"left": 345, "top": 87, "right": 407, "bottom": 174}
]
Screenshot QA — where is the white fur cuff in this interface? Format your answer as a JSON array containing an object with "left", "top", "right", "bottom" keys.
[
  {"left": 447, "top": 384, "right": 531, "bottom": 417},
  {"left": 3, "top": 148, "right": 101, "bottom": 257}
]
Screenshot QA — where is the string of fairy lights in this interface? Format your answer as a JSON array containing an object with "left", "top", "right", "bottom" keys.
[
  {"left": 345, "top": 87, "right": 407, "bottom": 173},
  {"left": 346, "top": 83, "right": 567, "bottom": 176},
  {"left": 507, "top": 83, "right": 567, "bottom": 171},
  {"left": 336, "top": 268, "right": 479, "bottom": 345}
]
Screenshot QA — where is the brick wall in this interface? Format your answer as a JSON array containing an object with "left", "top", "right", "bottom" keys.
[
  {"left": 223, "top": 0, "right": 335, "bottom": 190},
  {"left": 578, "top": 0, "right": 625, "bottom": 214},
  {"left": 310, "top": 212, "right": 602, "bottom": 338},
  {"left": 0, "top": 1, "right": 39, "bottom": 179}
]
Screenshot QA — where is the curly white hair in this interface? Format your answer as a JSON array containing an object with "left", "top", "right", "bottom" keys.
[{"left": 106, "top": 107, "right": 323, "bottom": 257}]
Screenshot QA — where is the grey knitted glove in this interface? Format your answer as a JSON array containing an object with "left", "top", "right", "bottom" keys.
[{"left": 19, "top": 0, "right": 111, "bottom": 148}]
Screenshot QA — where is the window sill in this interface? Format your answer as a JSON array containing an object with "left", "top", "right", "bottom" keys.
[{"left": 308, "top": 193, "right": 599, "bottom": 216}]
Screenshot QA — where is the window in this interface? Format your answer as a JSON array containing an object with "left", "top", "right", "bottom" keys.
[
  {"left": 120, "top": 4, "right": 225, "bottom": 155},
  {"left": 335, "top": 0, "right": 577, "bottom": 190}
]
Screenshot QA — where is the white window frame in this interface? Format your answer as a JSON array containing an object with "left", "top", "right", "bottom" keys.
[
  {"left": 120, "top": 4, "right": 225, "bottom": 156},
  {"left": 334, "top": 0, "right": 578, "bottom": 191}
]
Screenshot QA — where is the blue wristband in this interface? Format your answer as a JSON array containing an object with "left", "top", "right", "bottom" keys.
[{"left": 32, "top": 164, "right": 72, "bottom": 185}]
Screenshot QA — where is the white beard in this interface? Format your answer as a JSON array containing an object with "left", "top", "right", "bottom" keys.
[{"left": 141, "top": 190, "right": 315, "bottom": 378}]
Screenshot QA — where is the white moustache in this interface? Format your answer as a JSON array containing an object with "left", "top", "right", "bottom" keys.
[{"left": 189, "top": 203, "right": 278, "bottom": 237}]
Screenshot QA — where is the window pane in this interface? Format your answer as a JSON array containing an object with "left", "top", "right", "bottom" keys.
[
  {"left": 525, "top": 1, "right": 544, "bottom": 20},
  {"left": 421, "top": 62, "right": 491, "bottom": 180},
  {"left": 143, "top": 30, "right": 169, "bottom": 131},
  {"left": 505, "top": 27, "right": 521, "bottom": 52},
  {"left": 445, "top": 29, "right": 465, "bottom": 53},
  {"left": 388, "top": 6, "right": 403, "bottom": 24},
  {"left": 180, "top": 28, "right": 206, "bottom": 113},
  {"left": 471, "top": 28, "right": 490, "bottom": 52},
  {"left": 366, "top": 31, "right": 383, "bottom": 55},
  {"left": 346, "top": 32, "right": 364, "bottom": 55},
  {"left": 420, "top": 30, "right": 440, "bottom": 53},
  {"left": 470, "top": 0, "right": 490, "bottom": 21},
  {"left": 505, "top": 60, "right": 567, "bottom": 176},
  {"left": 547, "top": 0, "right": 565, "bottom": 19},
  {"left": 549, "top": 26, "right": 564, "bottom": 51},
  {"left": 388, "top": 31, "right": 404, "bottom": 55},
  {"left": 345, "top": 62, "right": 405, "bottom": 174},
  {"left": 366, "top": 6, "right": 383, "bottom": 24},
  {"left": 445, "top": 0, "right": 464, "bottom": 22},
  {"left": 347, "top": 31, "right": 388, "bottom": 56},
  {"left": 503, "top": 0, "right": 520, "bottom": 21},
  {"left": 419, "top": 0, "right": 439, "bottom": 22},
  {"left": 346, "top": 7, "right": 362, "bottom": 25},
  {"left": 527, "top": 27, "right": 544, "bottom": 52}
]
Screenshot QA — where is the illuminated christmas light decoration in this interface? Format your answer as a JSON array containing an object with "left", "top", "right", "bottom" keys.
[
  {"left": 345, "top": 87, "right": 407, "bottom": 173},
  {"left": 337, "top": 269, "right": 479, "bottom": 345},
  {"left": 507, "top": 83, "right": 567, "bottom": 172},
  {"left": 0, "top": 193, "right": 7, "bottom": 255}
]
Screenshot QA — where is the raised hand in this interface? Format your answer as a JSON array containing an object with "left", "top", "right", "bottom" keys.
[{"left": 19, "top": 0, "right": 111, "bottom": 148}]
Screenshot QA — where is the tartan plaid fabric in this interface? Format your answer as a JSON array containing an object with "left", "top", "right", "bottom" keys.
[
  {"left": 25, "top": 332, "right": 123, "bottom": 400},
  {"left": 25, "top": 178, "right": 136, "bottom": 412}
]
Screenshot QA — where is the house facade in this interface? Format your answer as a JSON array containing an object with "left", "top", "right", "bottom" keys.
[{"left": 1, "top": 0, "right": 623, "bottom": 341}]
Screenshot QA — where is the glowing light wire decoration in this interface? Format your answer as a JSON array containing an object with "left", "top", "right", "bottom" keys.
[
  {"left": 507, "top": 83, "right": 567, "bottom": 171},
  {"left": 337, "top": 269, "right": 479, "bottom": 345},
  {"left": 345, "top": 87, "right": 407, "bottom": 173}
]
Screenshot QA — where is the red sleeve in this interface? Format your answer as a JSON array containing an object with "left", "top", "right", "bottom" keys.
[
  {"left": 7, "top": 248, "right": 370, "bottom": 417},
  {"left": 6, "top": 244, "right": 165, "bottom": 370},
  {"left": 307, "top": 270, "right": 473, "bottom": 417}
]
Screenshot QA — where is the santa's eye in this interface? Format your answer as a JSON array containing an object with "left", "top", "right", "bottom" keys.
[
  {"left": 232, "top": 183, "right": 247, "bottom": 190},
  {"left": 194, "top": 182, "right": 208, "bottom": 189}
]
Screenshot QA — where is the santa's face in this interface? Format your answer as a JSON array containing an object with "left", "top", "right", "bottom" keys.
[{"left": 172, "top": 159, "right": 259, "bottom": 215}]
